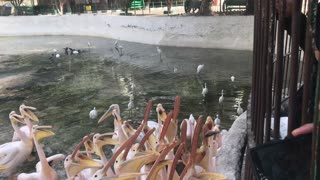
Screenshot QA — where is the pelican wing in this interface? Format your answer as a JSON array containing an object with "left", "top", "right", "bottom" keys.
[{"left": 0, "top": 144, "right": 19, "bottom": 165}]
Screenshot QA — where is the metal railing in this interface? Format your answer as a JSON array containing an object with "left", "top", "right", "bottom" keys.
[{"left": 245, "top": 0, "right": 319, "bottom": 179}]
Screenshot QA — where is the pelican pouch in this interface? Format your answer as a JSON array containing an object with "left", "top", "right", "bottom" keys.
[{"left": 249, "top": 134, "right": 312, "bottom": 180}]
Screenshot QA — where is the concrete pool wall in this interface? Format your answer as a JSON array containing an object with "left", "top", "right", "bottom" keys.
[{"left": 0, "top": 15, "right": 253, "bottom": 50}]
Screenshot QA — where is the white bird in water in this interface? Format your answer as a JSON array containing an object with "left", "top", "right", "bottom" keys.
[
  {"left": 156, "top": 46, "right": 162, "bottom": 60},
  {"left": 87, "top": 42, "right": 91, "bottom": 48},
  {"left": 173, "top": 67, "right": 178, "bottom": 73},
  {"left": 237, "top": 102, "right": 243, "bottom": 115},
  {"left": 72, "top": 50, "right": 79, "bottom": 54},
  {"left": 214, "top": 114, "right": 221, "bottom": 125},
  {"left": 89, "top": 107, "right": 98, "bottom": 119},
  {"left": 114, "top": 39, "right": 123, "bottom": 56},
  {"left": 128, "top": 96, "right": 134, "bottom": 117},
  {"left": 219, "top": 90, "right": 224, "bottom": 104},
  {"left": 197, "top": 64, "right": 204, "bottom": 74},
  {"left": 55, "top": 54, "right": 60, "bottom": 58},
  {"left": 202, "top": 83, "right": 208, "bottom": 97},
  {"left": 231, "top": 76, "right": 235, "bottom": 82},
  {"left": 53, "top": 49, "right": 57, "bottom": 53}
]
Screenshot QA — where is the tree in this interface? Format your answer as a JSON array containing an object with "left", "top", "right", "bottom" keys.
[
  {"left": 53, "top": 0, "right": 70, "bottom": 15},
  {"left": 10, "top": 0, "right": 23, "bottom": 15},
  {"left": 119, "top": 0, "right": 133, "bottom": 15},
  {"left": 199, "top": 0, "right": 211, "bottom": 15},
  {"left": 166, "top": 0, "right": 173, "bottom": 14}
]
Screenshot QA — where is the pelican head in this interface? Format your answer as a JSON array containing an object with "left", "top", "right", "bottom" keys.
[
  {"left": 32, "top": 125, "right": 55, "bottom": 143},
  {"left": 64, "top": 136, "right": 103, "bottom": 179},
  {"left": 98, "top": 104, "right": 120, "bottom": 124},
  {"left": 19, "top": 104, "right": 39, "bottom": 121},
  {"left": 156, "top": 104, "right": 166, "bottom": 122},
  {"left": 92, "top": 133, "right": 118, "bottom": 156},
  {"left": 9, "top": 111, "right": 25, "bottom": 124}
]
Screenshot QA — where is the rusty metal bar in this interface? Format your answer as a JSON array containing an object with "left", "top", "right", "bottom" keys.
[
  {"left": 288, "top": 0, "right": 302, "bottom": 136},
  {"left": 251, "top": 0, "right": 259, "bottom": 133},
  {"left": 301, "top": 1, "right": 314, "bottom": 125},
  {"left": 254, "top": 0, "right": 262, "bottom": 140},
  {"left": 255, "top": 0, "right": 263, "bottom": 142},
  {"left": 257, "top": 0, "right": 269, "bottom": 144},
  {"left": 283, "top": 33, "right": 291, "bottom": 99},
  {"left": 273, "top": 0, "right": 285, "bottom": 139},
  {"left": 311, "top": 1, "right": 320, "bottom": 179},
  {"left": 265, "top": 0, "right": 275, "bottom": 143}
]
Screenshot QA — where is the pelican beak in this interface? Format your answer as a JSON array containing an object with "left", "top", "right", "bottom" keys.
[
  {"left": 0, "top": 166, "right": 7, "bottom": 171},
  {"left": 196, "top": 172, "right": 227, "bottom": 180},
  {"left": 77, "top": 153, "right": 103, "bottom": 168},
  {"left": 98, "top": 107, "right": 113, "bottom": 124},
  {"left": 19, "top": 104, "right": 39, "bottom": 121},
  {"left": 33, "top": 125, "right": 55, "bottom": 143},
  {"left": 84, "top": 139, "right": 94, "bottom": 153},
  {"left": 156, "top": 104, "right": 167, "bottom": 122},
  {"left": 205, "top": 130, "right": 220, "bottom": 138},
  {"left": 65, "top": 154, "right": 102, "bottom": 178},
  {"left": 96, "top": 133, "right": 119, "bottom": 146},
  {"left": 9, "top": 111, "right": 25, "bottom": 124},
  {"left": 205, "top": 116, "right": 214, "bottom": 130}
]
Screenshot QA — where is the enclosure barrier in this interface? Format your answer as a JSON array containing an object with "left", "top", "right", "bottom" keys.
[{"left": 244, "top": 0, "right": 319, "bottom": 179}]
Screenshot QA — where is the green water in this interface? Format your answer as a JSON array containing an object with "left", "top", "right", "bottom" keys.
[{"left": 0, "top": 36, "right": 252, "bottom": 178}]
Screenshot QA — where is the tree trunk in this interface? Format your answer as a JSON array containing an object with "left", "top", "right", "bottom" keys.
[
  {"left": 11, "top": 0, "right": 23, "bottom": 15},
  {"left": 199, "top": 0, "right": 211, "bottom": 15},
  {"left": 166, "top": 0, "right": 172, "bottom": 13}
]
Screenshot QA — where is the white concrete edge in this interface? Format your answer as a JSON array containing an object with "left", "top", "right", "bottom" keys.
[{"left": 0, "top": 15, "right": 254, "bottom": 50}]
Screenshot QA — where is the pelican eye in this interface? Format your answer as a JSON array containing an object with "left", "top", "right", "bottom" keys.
[
  {"left": 116, "top": 160, "right": 118, "bottom": 163},
  {"left": 94, "top": 175, "right": 98, "bottom": 178}
]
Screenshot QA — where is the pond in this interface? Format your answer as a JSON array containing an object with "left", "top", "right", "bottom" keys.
[{"left": 0, "top": 36, "right": 252, "bottom": 177}]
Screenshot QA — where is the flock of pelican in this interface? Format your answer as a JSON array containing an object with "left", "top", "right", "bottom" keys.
[{"left": 0, "top": 96, "right": 227, "bottom": 180}]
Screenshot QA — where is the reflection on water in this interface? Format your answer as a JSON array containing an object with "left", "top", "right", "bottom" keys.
[{"left": 0, "top": 36, "right": 251, "bottom": 177}]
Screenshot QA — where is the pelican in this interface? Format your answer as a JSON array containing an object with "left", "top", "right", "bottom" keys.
[
  {"left": 219, "top": 90, "right": 224, "bottom": 104},
  {"left": 237, "top": 102, "right": 243, "bottom": 115},
  {"left": 90, "top": 119, "right": 148, "bottom": 179},
  {"left": 197, "top": 64, "right": 204, "bottom": 74},
  {"left": 231, "top": 76, "right": 235, "bottom": 82},
  {"left": 156, "top": 46, "right": 162, "bottom": 60},
  {"left": 17, "top": 125, "right": 58, "bottom": 180},
  {"left": 12, "top": 104, "right": 39, "bottom": 142},
  {"left": 89, "top": 107, "right": 98, "bottom": 120},
  {"left": 202, "top": 83, "right": 208, "bottom": 97},
  {"left": 0, "top": 111, "right": 34, "bottom": 178},
  {"left": 64, "top": 135, "right": 103, "bottom": 180}
]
